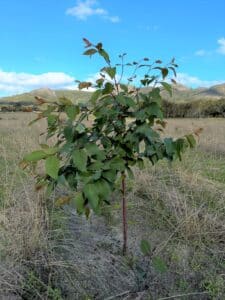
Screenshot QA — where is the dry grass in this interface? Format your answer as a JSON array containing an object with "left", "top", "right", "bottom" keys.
[
  {"left": 165, "top": 118, "right": 225, "bottom": 155},
  {"left": 0, "top": 113, "right": 47, "bottom": 254},
  {"left": 0, "top": 113, "right": 51, "bottom": 298},
  {"left": 1, "top": 113, "right": 225, "bottom": 299}
]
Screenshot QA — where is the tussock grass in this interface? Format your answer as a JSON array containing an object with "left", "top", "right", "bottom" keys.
[
  {"left": 0, "top": 113, "right": 51, "bottom": 298},
  {"left": 1, "top": 114, "right": 225, "bottom": 298}
]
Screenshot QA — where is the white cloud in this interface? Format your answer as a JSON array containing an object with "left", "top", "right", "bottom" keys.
[
  {"left": 176, "top": 72, "right": 224, "bottom": 88},
  {"left": 194, "top": 37, "right": 225, "bottom": 57},
  {"left": 84, "top": 72, "right": 101, "bottom": 84},
  {"left": 194, "top": 49, "right": 210, "bottom": 56},
  {"left": 0, "top": 70, "right": 76, "bottom": 96},
  {"left": 217, "top": 37, "right": 225, "bottom": 55},
  {"left": 66, "top": 0, "right": 120, "bottom": 23},
  {"left": 85, "top": 71, "right": 225, "bottom": 90}
]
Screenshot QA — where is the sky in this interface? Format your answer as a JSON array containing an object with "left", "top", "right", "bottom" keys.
[{"left": 0, "top": 0, "right": 225, "bottom": 96}]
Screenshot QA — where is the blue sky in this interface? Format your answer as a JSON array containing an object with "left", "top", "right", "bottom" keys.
[{"left": 0, "top": 0, "right": 225, "bottom": 96}]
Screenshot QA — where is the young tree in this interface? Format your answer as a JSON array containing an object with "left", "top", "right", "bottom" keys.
[{"left": 22, "top": 39, "right": 197, "bottom": 255}]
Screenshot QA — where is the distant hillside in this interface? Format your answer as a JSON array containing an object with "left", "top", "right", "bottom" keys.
[
  {"left": 0, "top": 88, "right": 91, "bottom": 104},
  {"left": 0, "top": 84, "right": 225, "bottom": 117},
  {"left": 161, "top": 83, "right": 225, "bottom": 102},
  {"left": 195, "top": 83, "right": 225, "bottom": 99},
  {"left": 1, "top": 83, "right": 225, "bottom": 104}
]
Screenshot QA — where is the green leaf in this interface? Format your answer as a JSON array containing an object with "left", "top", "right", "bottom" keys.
[
  {"left": 95, "top": 42, "right": 103, "bottom": 50},
  {"left": 103, "top": 67, "right": 116, "bottom": 79},
  {"left": 24, "top": 150, "right": 47, "bottom": 162},
  {"left": 101, "top": 136, "right": 112, "bottom": 149},
  {"left": 47, "top": 114, "right": 57, "bottom": 126},
  {"left": 85, "top": 143, "right": 100, "bottom": 156},
  {"left": 135, "top": 109, "right": 146, "bottom": 121},
  {"left": 109, "top": 157, "right": 125, "bottom": 171},
  {"left": 58, "top": 97, "right": 73, "bottom": 105},
  {"left": 75, "top": 123, "right": 86, "bottom": 133},
  {"left": 64, "top": 125, "right": 73, "bottom": 142},
  {"left": 60, "top": 142, "right": 73, "bottom": 154},
  {"left": 83, "top": 48, "right": 97, "bottom": 56},
  {"left": 126, "top": 167, "right": 134, "bottom": 179},
  {"left": 185, "top": 134, "right": 196, "bottom": 148},
  {"left": 92, "top": 170, "right": 102, "bottom": 180},
  {"left": 57, "top": 174, "right": 67, "bottom": 186},
  {"left": 78, "top": 171, "right": 94, "bottom": 184},
  {"left": 152, "top": 256, "right": 167, "bottom": 273},
  {"left": 140, "top": 239, "right": 151, "bottom": 255},
  {"left": 90, "top": 89, "right": 102, "bottom": 104},
  {"left": 135, "top": 124, "right": 159, "bottom": 141},
  {"left": 125, "top": 97, "right": 136, "bottom": 107},
  {"left": 140, "top": 79, "right": 149, "bottom": 86},
  {"left": 95, "top": 179, "right": 111, "bottom": 199},
  {"left": 83, "top": 37, "right": 92, "bottom": 47},
  {"left": 66, "top": 174, "right": 78, "bottom": 189},
  {"left": 83, "top": 183, "right": 99, "bottom": 210},
  {"left": 164, "top": 138, "right": 175, "bottom": 156},
  {"left": 65, "top": 105, "right": 80, "bottom": 120},
  {"left": 43, "top": 147, "right": 59, "bottom": 155},
  {"left": 161, "top": 68, "right": 169, "bottom": 79},
  {"left": 96, "top": 78, "right": 104, "bottom": 88},
  {"left": 145, "top": 144, "right": 156, "bottom": 157},
  {"left": 99, "top": 49, "right": 110, "bottom": 64},
  {"left": 161, "top": 82, "right": 172, "bottom": 97},
  {"left": 102, "top": 170, "right": 117, "bottom": 183},
  {"left": 72, "top": 149, "right": 88, "bottom": 172},
  {"left": 116, "top": 95, "right": 135, "bottom": 107},
  {"left": 72, "top": 192, "right": 85, "bottom": 214},
  {"left": 175, "top": 138, "right": 186, "bottom": 160},
  {"left": 148, "top": 88, "right": 161, "bottom": 103},
  {"left": 85, "top": 143, "right": 106, "bottom": 161},
  {"left": 88, "top": 160, "right": 104, "bottom": 171},
  {"left": 103, "top": 82, "right": 114, "bottom": 94},
  {"left": 146, "top": 103, "right": 163, "bottom": 119},
  {"left": 45, "top": 156, "right": 59, "bottom": 180},
  {"left": 42, "top": 105, "right": 57, "bottom": 117},
  {"left": 120, "top": 84, "right": 128, "bottom": 92},
  {"left": 116, "top": 95, "right": 127, "bottom": 105}
]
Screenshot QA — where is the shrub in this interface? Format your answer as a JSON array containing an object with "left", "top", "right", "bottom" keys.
[{"left": 22, "top": 39, "right": 197, "bottom": 254}]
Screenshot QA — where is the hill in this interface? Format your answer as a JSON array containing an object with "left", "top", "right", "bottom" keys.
[
  {"left": 161, "top": 83, "right": 225, "bottom": 102},
  {"left": 0, "top": 88, "right": 91, "bottom": 105},
  {"left": 1, "top": 83, "right": 225, "bottom": 104},
  {"left": 0, "top": 84, "right": 225, "bottom": 117}
]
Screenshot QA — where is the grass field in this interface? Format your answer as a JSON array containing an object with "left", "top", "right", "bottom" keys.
[{"left": 0, "top": 112, "right": 225, "bottom": 299}]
